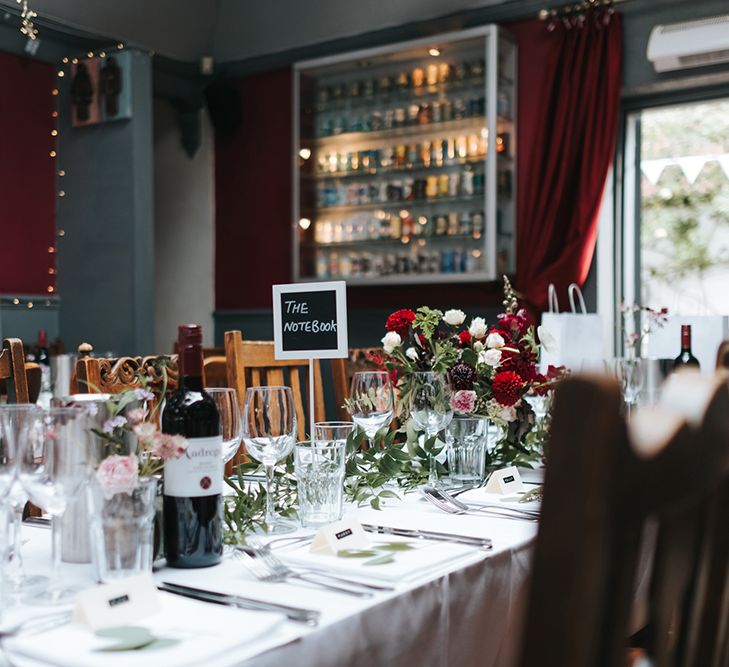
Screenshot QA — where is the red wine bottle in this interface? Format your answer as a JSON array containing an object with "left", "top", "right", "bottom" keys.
[
  {"left": 673, "top": 324, "right": 700, "bottom": 370},
  {"left": 162, "top": 324, "right": 223, "bottom": 568}
]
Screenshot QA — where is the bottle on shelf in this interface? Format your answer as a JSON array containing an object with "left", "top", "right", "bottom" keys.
[
  {"left": 162, "top": 323, "right": 223, "bottom": 569},
  {"left": 36, "top": 329, "right": 52, "bottom": 409},
  {"left": 672, "top": 324, "right": 700, "bottom": 370}
]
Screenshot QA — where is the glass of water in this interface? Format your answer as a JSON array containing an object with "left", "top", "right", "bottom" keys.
[{"left": 294, "top": 439, "right": 347, "bottom": 527}]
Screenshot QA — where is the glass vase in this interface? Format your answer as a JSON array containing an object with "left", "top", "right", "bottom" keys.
[
  {"left": 88, "top": 477, "right": 157, "bottom": 582},
  {"left": 445, "top": 416, "right": 490, "bottom": 483}
]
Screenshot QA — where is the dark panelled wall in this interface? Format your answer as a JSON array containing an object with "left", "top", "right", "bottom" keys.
[{"left": 0, "top": 51, "right": 56, "bottom": 295}]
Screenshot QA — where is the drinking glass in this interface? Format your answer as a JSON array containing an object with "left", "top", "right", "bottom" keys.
[
  {"left": 348, "top": 372, "right": 394, "bottom": 449},
  {"left": 409, "top": 371, "right": 453, "bottom": 485},
  {"left": 313, "top": 422, "right": 355, "bottom": 448},
  {"left": 18, "top": 406, "right": 90, "bottom": 604},
  {"left": 207, "top": 388, "right": 242, "bottom": 464},
  {"left": 0, "top": 407, "right": 21, "bottom": 618},
  {"left": 294, "top": 440, "right": 347, "bottom": 527},
  {"left": 613, "top": 358, "right": 645, "bottom": 416},
  {"left": 242, "top": 386, "right": 297, "bottom": 534},
  {"left": 0, "top": 406, "right": 47, "bottom": 595},
  {"left": 445, "top": 416, "right": 489, "bottom": 483}
]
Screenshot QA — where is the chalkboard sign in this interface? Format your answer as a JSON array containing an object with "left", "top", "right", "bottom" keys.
[{"left": 272, "top": 281, "right": 348, "bottom": 360}]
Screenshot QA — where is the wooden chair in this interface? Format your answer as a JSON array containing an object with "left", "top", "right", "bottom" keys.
[
  {"left": 518, "top": 372, "right": 729, "bottom": 667},
  {"left": 331, "top": 347, "right": 383, "bottom": 420},
  {"left": 223, "top": 330, "right": 325, "bottom": 443},
  {"left": 75, "top": 343, "right": 178, "bottom": 417},
  {"left": 716, "top": 339, "right": 729, "bottom": 370},
  {"left": 203, "top": 355, "right": 228, "bottom": 388},
  {"left": 0, "top": 338, "right": 31, "bottom": 403}
]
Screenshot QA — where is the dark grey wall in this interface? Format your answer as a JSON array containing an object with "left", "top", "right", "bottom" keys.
[{"left": 56, "top": 49, "right": 155, "bottom": 356}]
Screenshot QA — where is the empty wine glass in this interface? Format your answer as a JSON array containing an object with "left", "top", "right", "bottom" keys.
[
  {"left": 613, "top": 358, "right": 645, "bottom": 416},
  {"left": 207, "top": 388, "right": 242, "bottom": 464},
  {"left": 409, "top": 372, "right": 453, "bottom": 485},
  {"left": 0, "top": 406, "right": 21, "bottom": 623},
  {"left": 18, "top": 406, "right": 90, "bottom": 604},
  {"left": 242, "top": 387, "right": 297, "bottom": 534},
  {"left": 348, "top": 372, "right": 394, "bottom": 449},
  {"left": 0, "top": 405, "right": 49, "bottom": 596}
]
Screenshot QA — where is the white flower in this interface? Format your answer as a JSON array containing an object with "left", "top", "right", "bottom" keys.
[
  {"left": 442, "top": 309, "right": 466, "bottom": 327},
  {"left": 405, "top": 347, "right": 419, "bottom": 361},
  {"left": 485, "top": 332, "right": 505, "bottom": 349},
  {"left": 382, "top": 331, "right": 402, "bottom": 355},
  {"left": 468, "top": 317, "right": 488, "bottom": 340},
  {"left": 501, "top": 405, "right": 517, "bottom": 422},
  {"left": 473, "top": 341, "right": 484, "bottom": 353},
  {"left": 479, "top": 348, "right": 502, "bottom": 367},
  {"left": 537, "top": 325, "right": 558, "bottom": 354}
]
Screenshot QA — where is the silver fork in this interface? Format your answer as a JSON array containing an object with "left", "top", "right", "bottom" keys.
[
  {"left": 421, "top": 486, "right": 539, "bottom": 521},
  {"left": 235, "top": 547, "right": 376, "bottom": 598}
]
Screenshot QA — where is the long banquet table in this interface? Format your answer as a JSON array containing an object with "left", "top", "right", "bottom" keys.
[{"left": 5, "top": 491, "right": 539, "bottom": 667}]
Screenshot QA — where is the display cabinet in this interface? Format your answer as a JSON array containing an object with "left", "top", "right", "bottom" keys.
[{"left": 293, "top": 25, "right": 516, "bottom": 285}]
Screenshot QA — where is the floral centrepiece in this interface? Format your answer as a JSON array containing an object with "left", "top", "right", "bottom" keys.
[{"left": 378, "top": 277, "right": 567, "bottom": 464}]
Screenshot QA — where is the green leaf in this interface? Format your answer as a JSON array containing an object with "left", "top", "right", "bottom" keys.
[
  {"left": 370, "top": 496, "right": 381, "bottom": 510},
  {"left": 94, "top": 627, "right": 156, "bottom": 652},
  {"left": 387, "top": 447, "right": 411, "bottom": 462},
  {"left": 363, "top": 554, "right": 396, "bottom": 566},
  {"left": 336, "top": 549, "right": 379, "bottom": 558},
  {"left": 375, "top": 542, "right": 415, "bottom": 551}
]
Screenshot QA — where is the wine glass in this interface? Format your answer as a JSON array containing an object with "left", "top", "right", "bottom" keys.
[
  {"left": 18, "top": 406, "right": 90, "bottom": 604},
  {"left": 207, "top": 389, "right": 242, "bottom": 464},
  {"left": 613, "top": 358, "right": 645, "bottom": 416},
  {"left": 242, "top": 387, "right": 297, "bottom": 534},
  {"left": 409, "top": 372, "right": 453, "bottom": 485},
  {"left": 0, "top": 407, "right": 21, "bottom": 617},
  {"left": 0, "top": 405, "right": 48, "bottom": 596},
  {"left": 348, "top": 372, "right": 394, "bottom": 449}
]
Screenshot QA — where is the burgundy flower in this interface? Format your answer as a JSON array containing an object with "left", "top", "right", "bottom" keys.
[
  {"left": 449, "top": 363, "right": 476, "bottom": 390},
  {"left": 457, "top": 330, "right": 472, "bottom": 347},
  {"left": 386, "top": 309, "right": 416, "bottom": 338},
  {"left": 499, "top": 344, "right": 539, "bottom": 382},
  {"left": 492, "top": 371, "right": 525, "bottom": 407}
]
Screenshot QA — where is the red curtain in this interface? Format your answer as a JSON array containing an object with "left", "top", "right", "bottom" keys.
[{"left": 508, "top": 13, "right": 623, "bottom": 314}]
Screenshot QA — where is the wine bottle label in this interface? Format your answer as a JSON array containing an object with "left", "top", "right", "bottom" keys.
[{"left": 164, "top": 435, "right": 223, "bottom": 497}]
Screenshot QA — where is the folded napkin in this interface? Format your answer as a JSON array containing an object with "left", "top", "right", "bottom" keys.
[
  {"left": 281, "top": 535, "right": 478, "bottom": 584},
  {"left": 7, "top": 593, "right": 282, "bottom": 667}
]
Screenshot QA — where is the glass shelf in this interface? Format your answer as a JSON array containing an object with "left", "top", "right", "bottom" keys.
[
  {"left": 303, "top": 233, "right": 484, "bottom": 249},
  {"left": 303, "top": 194, "right": 482, "bottom": 215}
]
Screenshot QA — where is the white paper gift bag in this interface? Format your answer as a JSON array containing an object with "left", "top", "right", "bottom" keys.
[
  {"left": 646, "top": 315, "right": 729, "bottom": 372},
  {"left": 539, "top": 284, "right": 605, "bottom": 372}
]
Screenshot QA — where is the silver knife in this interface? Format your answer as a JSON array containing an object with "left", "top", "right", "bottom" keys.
[
  {"left": 362, "top": 524, "right": 492, "bottom": 549},
  {"left": 158, "top": 581, "right": 320, "bottom": 626}
]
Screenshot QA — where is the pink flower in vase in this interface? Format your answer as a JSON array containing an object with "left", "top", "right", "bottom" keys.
[
  {"left": 151, "top": 433, "right": 188, "bottom": 460},
  {"left": 450, "top": 390, "right": 477, "bottom": 414},
  {"left": 96, "top": 454, "right": 139, "bottom": 499}
]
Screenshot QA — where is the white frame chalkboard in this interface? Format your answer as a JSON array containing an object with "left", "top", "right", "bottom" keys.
[{"left": 272, "top": 281, "right": 349, "bottom": 360}]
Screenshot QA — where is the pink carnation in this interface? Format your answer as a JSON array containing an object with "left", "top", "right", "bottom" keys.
[
  {"left": 151, "top": 433, "right": 188, "bottom": 461},
  {"left": 126, "top": 407, "right": 147, "bottom": 424},
  {"left": 450, "top": 390, "right": 477, "bottom": 414},
  {"left": 96, "top": 454, "right": 139, "bottom": 500}
]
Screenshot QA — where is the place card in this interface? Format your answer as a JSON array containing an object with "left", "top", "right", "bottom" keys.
[
  {"left": 310, "top": 516, "right": 371, "bottom": 555},
  {"left": 483, "top": 466, "right": 524, "bottom": 496},
  {"left": 73, "top": 573, "right": 161, "bottom": 631}
]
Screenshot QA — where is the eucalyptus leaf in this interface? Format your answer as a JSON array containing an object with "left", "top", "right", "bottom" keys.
[
  {"left": 94, "top": 626, "right": 156, "bottom": 652},
  {"left": 336, "top": 549, "right": 379, "bottom": 558},
  {"left": 375, "top": 542, "right": 415, "bottom": 551}
]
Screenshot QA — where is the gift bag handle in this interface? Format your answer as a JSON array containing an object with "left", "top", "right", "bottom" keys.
[
  {"left": 568, "top": 283, "right": 587, "bottom": 314},
  {"left": 547, "top": 284, "right": 559, "bottom": 313}
]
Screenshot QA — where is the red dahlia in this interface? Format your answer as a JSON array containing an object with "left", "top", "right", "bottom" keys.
[
  {"left": 457, "top": 330, "right": 471, "bottom": 347},
  {"left": 492, "top": 370, "right": 524, "bottom": 407},
  {"left": 386, "top": 309, "right": 416, "bottom": 338}
]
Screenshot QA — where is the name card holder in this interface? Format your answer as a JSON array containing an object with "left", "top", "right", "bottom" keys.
[
  {"left": 73, "top": 574, "right": 161, "bottom": 631},
  {"left": 483, "top": 466, "right": 524, "bottom": 496},
  {"left": 310, "top": 516, "right": 371, "bottom": 555}
]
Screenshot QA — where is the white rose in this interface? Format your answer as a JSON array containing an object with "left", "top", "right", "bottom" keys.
[
  {"left": 479, "top": 348, "right": 502, "bottom": 367},
  {"left": 442, "top": 309, "right": 466, "bottom": 327},
  {"left": 473, "top": 341, "right": 484, "bottom": 353},
  {"left": 485, "top": 332, "right": 505, "bottom": 349},
  {"left": 537, "top": 325, "right": 558, "bottom": 354},
  {"left": 382, "top": 331, "right": 402, "bottom": 355},
  {"left": 405, "top": 347, "right": 419, "bottom": 361},
  {"left": 468, "top": 317, "right": 488, "bottom": 340},
  {"left": 501, "top": 405, "right": 517, "bottom": 422}
]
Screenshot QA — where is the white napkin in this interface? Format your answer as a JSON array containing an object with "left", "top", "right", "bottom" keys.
[
  {"left": 457, "top": 486, "right": 541, "bottom": 511},
  {"left": 280, "top": 535, "right": 478, "bottom": 584},
  {"left": 7, "top": 593, "right": 282, "bottom": 667}
]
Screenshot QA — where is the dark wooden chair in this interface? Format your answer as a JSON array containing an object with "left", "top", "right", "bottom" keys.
[
  {"left": 223, "top": 330, "right": 325, "bottom": 443},
  {"left": 203, "top": 355, "right": 228, "bottom": 388},
  {"left": 0, "top": 338, "right": 31, "bottom": 403},
  {"left": 519, "top": 372, "right": 729, "bottom": 667},
  {"left": 716, "top": 339, "right": 729, "bottom": 370},
  {"left": 331, "top": 347, "right": 382, "bottom": 420}
]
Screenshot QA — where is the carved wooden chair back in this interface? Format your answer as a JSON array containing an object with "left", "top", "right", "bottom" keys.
[
  {"left": 331, "top": 347, "right": 383, "bottom": 421},
  {"left": 74, "top": 343, "right": 178, "bottom": 419},
  {"left": 203, "top": 355, "right": 228, "bottom": 388},
  {"left": 223, "top": 330, "right": 325, "bottom": 442},
  {"left": 716, "top": 339, "right": 729, "bottom": 370},
  {"left": 0, "top": 338, "right": 31, "bottom": 403}
]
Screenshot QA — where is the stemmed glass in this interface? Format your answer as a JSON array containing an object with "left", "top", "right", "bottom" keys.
[
  {"left": 242, "top": 386, "right": 297, "bottom": 534},
  {"left": 409, "top": 371, "right": 453, "bottom": 485},
  {"left": 18, "top": 406, "right": 90, "bottom": 604},
  {"left": 348, "top": 372, "right": 394, "bottom": 449},
  {"left": 613, "top": 358, "right": 645, "bottom": 416},
  {"left": 207, "top": 388, "right": 242, "bottom": 464},
  {"left": 0, "top": 406, "right": 20, "bottom": 621},
  {"left": 0, "top": 406, "right": 48, "bottom": 596}
]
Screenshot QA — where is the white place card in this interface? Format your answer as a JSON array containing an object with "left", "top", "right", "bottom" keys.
[
  {"left": 73, "top": 573, "right": 162, "bottom": 631},
  {"left": 310, "top": 516, "right": 371, "bottom": 555},
  {"left": 484, "top": 466, "right": 524, "bottom": 496}
]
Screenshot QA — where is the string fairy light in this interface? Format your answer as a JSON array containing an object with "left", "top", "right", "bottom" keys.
[{"left": 16, "top": 0, "right": 38, "bottom": 41}]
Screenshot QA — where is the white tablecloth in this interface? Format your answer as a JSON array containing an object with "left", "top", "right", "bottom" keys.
[{"left": 5, "top": 492, "right": 537, "bottom": 667}]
